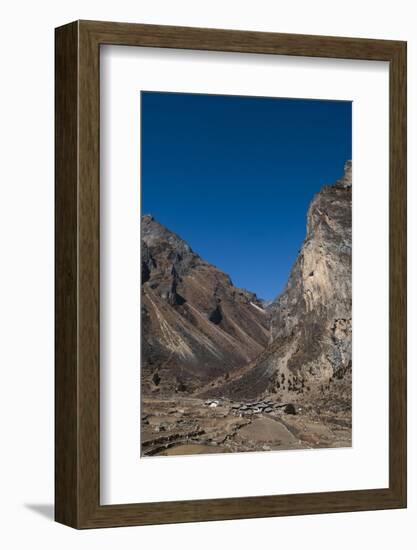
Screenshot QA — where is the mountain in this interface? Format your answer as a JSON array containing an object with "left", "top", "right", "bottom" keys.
[
  {"left": 209, "top": 161, "right": 352, "bottom": 406},
  {"left": 141, "top": 162, "right": 352, "bottom": 455},
  {"left": 141, "top": 215, "right": 270, "bottom": 395}
]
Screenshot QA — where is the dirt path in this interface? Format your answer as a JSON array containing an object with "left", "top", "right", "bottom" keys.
[{"left": 235, "top": 416, "right": 304, "bottom": 450}]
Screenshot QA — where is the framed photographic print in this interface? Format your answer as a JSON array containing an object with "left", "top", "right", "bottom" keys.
[{"left": 55, "top": 20, "right": 407, "bottom": 528}]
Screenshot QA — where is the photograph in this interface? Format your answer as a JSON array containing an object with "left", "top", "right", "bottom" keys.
[{"left": 140, "top": 91, "right": 352, "bottom": 457}]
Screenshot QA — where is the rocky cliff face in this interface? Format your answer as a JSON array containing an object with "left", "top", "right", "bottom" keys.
[
  {"left": 213, "top": 161, "right": 352, "bottom": 404},
  {"left": 141, "top": 215, "right": 270, "bottom": 395}
]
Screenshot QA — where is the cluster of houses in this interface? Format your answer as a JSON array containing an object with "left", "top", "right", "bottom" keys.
[{"left": 204, "top": 399, "right": 297, "bottom": 416}]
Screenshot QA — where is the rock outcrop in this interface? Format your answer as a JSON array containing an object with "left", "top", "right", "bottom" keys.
[
  {"left": 212, "top": 161, "right": 352, "bottom": 404},
  {"left": 141, "top": 215, "right": 270, "bottom": 395}
]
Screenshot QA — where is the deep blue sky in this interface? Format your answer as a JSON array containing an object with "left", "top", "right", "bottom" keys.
[{"left": 141, "top": 91, "right": 351, "bottom": 300}]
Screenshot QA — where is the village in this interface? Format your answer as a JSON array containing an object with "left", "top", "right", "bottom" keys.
[{"left": 141, "top": 395, "right": 350, "bottom": 457}]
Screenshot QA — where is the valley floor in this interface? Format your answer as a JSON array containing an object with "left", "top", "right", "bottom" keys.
[{"left": 141, "top": 396, "right": 351, "bottom": 457}]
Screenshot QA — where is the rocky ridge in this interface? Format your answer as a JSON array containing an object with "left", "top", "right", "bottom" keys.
[
  {"left": 203, "top": 161, "right": 352, "bottom": 407},
  {"left": 141, "top": 215, "right": 270, "bottom": 395}
]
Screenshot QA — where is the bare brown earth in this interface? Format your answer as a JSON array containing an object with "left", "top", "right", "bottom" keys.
[{"left": 141, "top": 395, "right": 351, "bottom": 457}]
